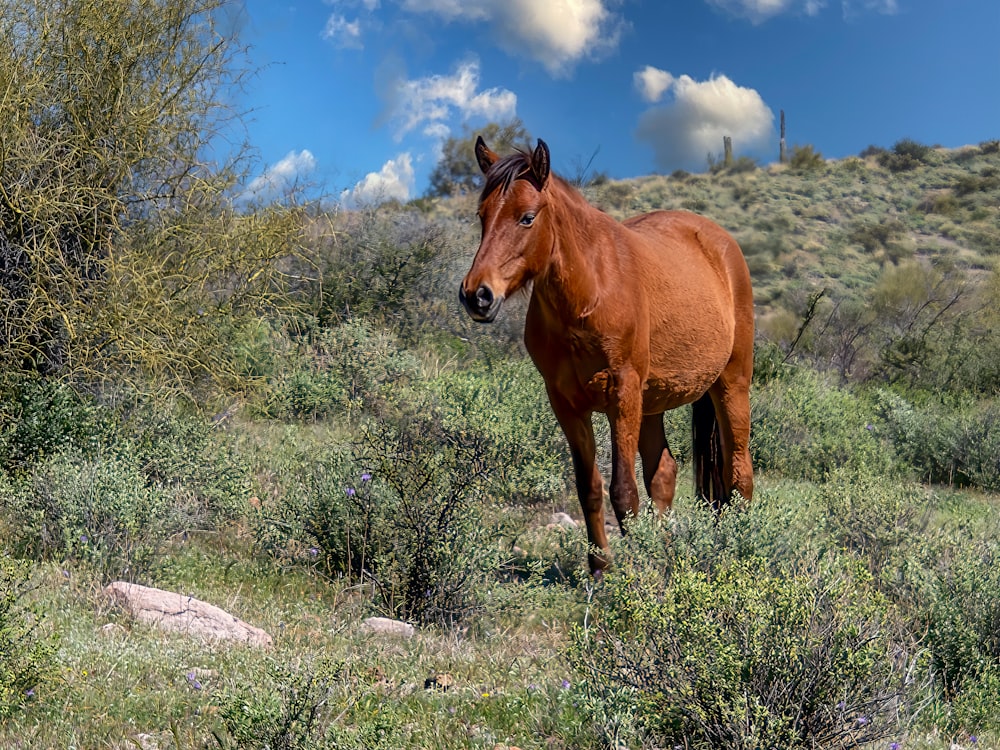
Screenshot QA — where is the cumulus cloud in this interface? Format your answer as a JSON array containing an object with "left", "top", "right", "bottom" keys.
[
  {"left": 634, "top": 66, "right": 676, "bottom": 104},
  {"left": 242, "top": 150, "right": 317, "bottom": 202},
  {"left": 341, "top": 153, "right": 415, "bottom": 206},
  {"left": 389, "top": 60, "right": 517, "bottom": 140},
  {"left": 634, "top": 72, "right": 775, "bottom": 172},
  {"left": 402, "top": 0, "right": 622, "bottom": 75}
]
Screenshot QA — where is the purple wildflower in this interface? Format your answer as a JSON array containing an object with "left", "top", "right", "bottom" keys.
[
  {"left": 309, "top": 547, "right": 319, "bottom": 557},
  {"left": 345, "top": 487, "right": 356, "bottom": 497},
  {"left": 361, "top": 472, "right": 372, "bottom": 483},
  {"left": 186, "top": 671, "right": 203, "bottom": 690},
  {"left": 970, "top": 737, "right": 978, "bottom": 745},
  {"left": 856, "top": 716, "right": 868, "bottom": 726},
  {"left": 560, "top": 679, "right": 571, "bottom": 689},
  {"left": 890, "top": 743, "right": 900, "bottom": 750}
]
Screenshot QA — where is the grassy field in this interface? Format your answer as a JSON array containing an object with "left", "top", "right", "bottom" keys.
[{"left": 2, "top": 139, "right": 1000, "bottom": 749}]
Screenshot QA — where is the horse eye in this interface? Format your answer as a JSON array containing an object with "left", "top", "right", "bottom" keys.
[{"left": 519, "top": 213, "right": 536, "bottom": 227}]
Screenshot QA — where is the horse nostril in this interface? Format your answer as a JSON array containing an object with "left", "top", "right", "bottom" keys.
[{"left": 475, "top": 285, "right": 494, "bottom": 310}]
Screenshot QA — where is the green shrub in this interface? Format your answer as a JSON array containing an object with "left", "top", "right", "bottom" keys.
[
  {"left": 214, "top": 656, "right": 346, "bottom": 750},
  {"left": 876, "top": 391, "right": 1000, "bottom": 491},
  {"left": 0, "top": 374, "right": 107, "bottom": 474},
  {"left": 427, "top": 361, "right": 567, "bottom": 503},
  {"left": 123, "top": 408, "right": 253, "bottom": 526},
  {"left": 789, "top": 144, "right": 825, "bottom": 171},
  {"left": 2, "top": 452, "right": 171, "bottom": 581},
  {"left": 925, "top": 540, "right": 1000, "bottom": 700},
  {"left": 254, "top": 319, "right": 423, "bottom": 423},
  {"left": 0, "top": 556, "right": 56, "bottom": 721},
  {"left": 568, "top": 515, "right": 904, "bottom": 749},
  {"left": 878, "top": 138, "right": 933, "bottom": 171},
  {"left": 259, "top": 411, "right": 509, "bottom": 627},
  {"left": 816, "top": 470, "right": 934, "bottom": 605},
  {"left": 751, "top": 368, "right": 891, "bottom": 481}
]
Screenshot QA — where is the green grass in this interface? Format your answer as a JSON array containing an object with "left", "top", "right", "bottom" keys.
[{"left": 4, "top": 470, "right": 1000, "bottom": 748}]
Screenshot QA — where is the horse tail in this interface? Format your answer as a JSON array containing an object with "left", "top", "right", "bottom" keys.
[{"left": 692, "top": 392, "right": 725, "bottom": 511}]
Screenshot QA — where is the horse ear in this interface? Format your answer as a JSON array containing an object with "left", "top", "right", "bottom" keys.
[
  {"left": 531, "top": 139, "right": 550, "bottom": 188},
  {"left": 475, "top": 136, "right": 499, "bottom": 174}
]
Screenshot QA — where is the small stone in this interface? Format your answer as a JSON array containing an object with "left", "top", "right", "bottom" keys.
[
  {"left": 551, "top": 512, "right": 578, "bottom": 529},
  {"left": 424, "top": 673, "right": 454, "bottom": 691}
]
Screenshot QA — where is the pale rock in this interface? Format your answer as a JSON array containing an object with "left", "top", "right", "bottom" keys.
[
  {"left": 360, "top": 616, "right": 415, "bottom": 638},
  {"left": 103, "top": 581, "right": 272, "bottom": 647}
]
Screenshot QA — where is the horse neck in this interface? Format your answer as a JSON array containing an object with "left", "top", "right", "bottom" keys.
[{"left": 537, "top": 179, "right": 611, "bottom": 322}]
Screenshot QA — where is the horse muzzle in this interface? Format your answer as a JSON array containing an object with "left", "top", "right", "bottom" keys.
[{"left": 459, "top": 282, "right": 503, "bottom": 322}]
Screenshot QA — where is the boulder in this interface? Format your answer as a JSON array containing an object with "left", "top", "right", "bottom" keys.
[{"left": 103, "top": 581, "right": 272, "bottom": 647}]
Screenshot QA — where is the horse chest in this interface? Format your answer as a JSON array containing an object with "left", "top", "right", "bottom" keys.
[{"left": 527, "top": 325, "right": 618, "bottom": 412}]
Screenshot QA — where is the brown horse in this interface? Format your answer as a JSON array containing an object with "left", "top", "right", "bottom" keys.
[{"left": 460, "top": 137, "right": 754, "bottom": 573}]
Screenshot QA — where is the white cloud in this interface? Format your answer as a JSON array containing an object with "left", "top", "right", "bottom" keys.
[
  {"left": 321, "top": 14, "right": 363, "bottom": 48},
  {"left": 634, "top": 66, "right": 676, "bottom": 104},
  {"left": 705, "top": 0, "right": 825, "bottom": 22},
  {"left": 341, "top": 153, "right": 415, "bottom": 206},
  {"left": 390, "top": 60, "right": 516, "bottom": 140},
  {"left": 243, "top": 150, "right": 317, "bottom": 202},
  {"left": 402, "top": 0, "right": 622, "bottom": 75},
  {"left": 635, "top": 73, "right": 775, "bottom": 172}
]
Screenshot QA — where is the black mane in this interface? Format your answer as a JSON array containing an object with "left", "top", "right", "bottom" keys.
[{"left": 479, "top": 150, "right": 534, "bottom": 203}]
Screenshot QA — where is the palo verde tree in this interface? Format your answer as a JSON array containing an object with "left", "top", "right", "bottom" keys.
[{"left": 0, "top": 0, "right": 313, "bottom": 390}]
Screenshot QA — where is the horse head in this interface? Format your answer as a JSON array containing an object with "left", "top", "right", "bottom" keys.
[{"left": 460, "top": 136, "right": 552, "bottom": 322}]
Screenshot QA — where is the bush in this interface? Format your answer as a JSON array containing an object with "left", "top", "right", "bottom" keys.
[
  {"left": 1, "top": 452, "right": 172, "bottom": 582},
  {"left": 789, "top": 144, "right": 825, "bottom": 171},
  {"left": 427, "top": 361, "right": 567, "bottom": 503},
  {"left": 258, "top": 320, "right": 422, "bottom": 422},
  {"left": 568, "top": 514, "right": 905, "bottom": 749},
  {"left": 876, "top": 391, "right": 1000, "bottom": 491},
  {"left": 0, "top": 556, "right": 55, "bottom": 721},
  {"left": 878, "top": 138, "right": 933, "bottom": 172},
  {"left": 751, "top": 368, "right": 891, "bottom": 481},
  {"left": 215, "top": 656, "right": 346, "bottom": 750},
  {"left": 259, "top": 410, "right": 509, "bottom": 626},
  {"left": 816, "top": 469, "right": 934, "bottom": 605},
  {"left": 123, "top": 408, "right": 253, "bottom": 526},
  {"left": 0, "top": 375, "right": 107, "bottom": 474},
  {"left": 925, "top": 540, "right": 1000, "bottom": 701}
]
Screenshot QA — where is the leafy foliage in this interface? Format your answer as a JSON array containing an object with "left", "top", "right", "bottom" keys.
[
  {"left": 569, "top": 513, "right": 906, "bottom": 749},
  {"left": 0, "top": 556, "right": 55, "bottom": 721}
]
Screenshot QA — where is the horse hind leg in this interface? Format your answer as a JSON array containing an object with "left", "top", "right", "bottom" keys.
[
  {"left": 705, "top": 368, "right": 754, "bottom": 507},
  {"left": 638, "top": 413, "right": 677, "bottom": 514}
]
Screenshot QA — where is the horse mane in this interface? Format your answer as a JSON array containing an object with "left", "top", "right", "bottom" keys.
[{"left": 479, "top": 149, "right": 547, "bottom": 203}]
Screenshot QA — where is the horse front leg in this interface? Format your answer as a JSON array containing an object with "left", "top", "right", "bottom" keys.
[
  {"left": 607, "top": 366, "right": 644, "bottom": 531},
  {"left": 549, "top": 393, "right": 608, "bottom": 573}
]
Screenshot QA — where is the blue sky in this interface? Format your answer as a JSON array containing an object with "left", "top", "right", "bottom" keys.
[{"left": 236, "top": 0, "right": 1000, "bottom": 205}]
